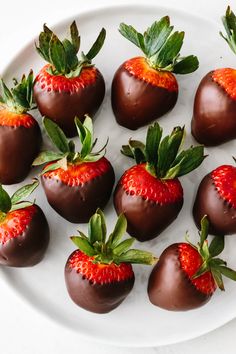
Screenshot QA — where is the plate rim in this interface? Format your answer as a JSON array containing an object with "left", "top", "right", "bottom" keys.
[{"left": 1, "top": 3, "right": 232, "bottom": 348}]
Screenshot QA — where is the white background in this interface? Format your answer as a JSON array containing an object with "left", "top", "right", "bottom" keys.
[{"left": 0, "top": 0, "right": 236, "bottom": 353}]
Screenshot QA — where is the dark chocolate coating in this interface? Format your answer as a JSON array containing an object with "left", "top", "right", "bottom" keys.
[
  {"left": 65, "top": 253, "right": 134, "bottom": 313},
  {"left": 193, "top": 173, "right": 236, "bottom": 235},
  {"left": 33, "top": 69, "right": 105, "bottom": 137},
  {"left": 113, "top": 184, "right": 183, "bottom": 241},
  {"left": 0, "top": 122, "right": 41, "bottom": 185},
  {"left": 191, "top": 71, "right": 236, "bottom": 146},
  {"left": 0, "top": 205, "right": 50, "bottom": 267},
  {"left": 111, "top": 63, "right": 178, "bottom": 130},
  {"left": 148, "top": 244, "right": 211, "bottom": 311},
  {"left": 41, "top": 163, "right": 115, "bottom": 223}
]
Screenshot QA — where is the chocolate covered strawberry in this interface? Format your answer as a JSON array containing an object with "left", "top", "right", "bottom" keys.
[
  {"left": 114, "top": 122, "right": 205, "bottom": 241},
  {"left": 112, "top": 16, "right": 199, "bottom": 130},
  {"left": 192, "top": 7, "right": 236, "bottom": 146},
  {"left": 148, "top": 216, "right": 236, "bottom": 311},
  {"left": 65, "top": 209, "right": 156, "bottom": 313},
  {"left": 34, "top": 21, "right": 106, "bottom": 137},
  {"left": 33, "top": 116, "right": 115, "bottom": 223},
  {"left": 0, "top": 180, "right": 49, "bottom": 267},
  {"left": 193, "top": 163, "right": 236, "bottom": 235},
  {"left": 0, "top": 71, "right": 41, "bottom": 184}
]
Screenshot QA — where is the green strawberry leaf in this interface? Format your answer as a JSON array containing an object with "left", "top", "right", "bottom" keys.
[
  {"left": 80, "top": 126, "right": 92, "bottom": 158},
  {"left": 220, "top": 6, "right": 236, "bottom": 55},
  {"left": 88, "top": 212, "right": 103, "bottom": 244},
  {"left": 32, "top": 151, "right": 68, "bottom": 166},
  {"left": 211, "top": 269, "right": 225, "bottom": 290},
  {"left": 113, "top": 238, "right": 135, "bottom": 256},
  {"left": 154, "top": 31, "right": 184, "bottom": 68},
  {"left": 115, "top": 249, "right": 157, "bottom": 265},
  {"left": 0, "top": 78, "right": 13, "bottom": 104},
  {"left": 49, "top": 34, "right": 66, "bottom": 74},
  {"left": 0, "top": 185, "right": 11, "bottom": 213},
  {"left": 144, "top": 17, "right": 173, "bottom": 57},
  {"left": 215, "top": 265, "right": 236, "bottom": 281},
  {"left": 192, "top": 260, "right": 209, "bottom": 279},
  {"left": 119, "top": 18, "right": 198, "bottom": 74},
  {"left": 107, "top": 214, "right": 127, "bottom": 248},
  {"left": 36, "top": 26, "right": 53, "bottom": 62},
  {"left": 68, "top": 140, "right": 75, "bottom": 153},
  {"left": 199, "top": 215, "right": 209, "bottom": 248},
  {"left": 10, "top": 201, "right": 34, "bottom": 212},
  {"left": 70, "top": 21, "right": 80, "bottom": 53},
  {"left": 70, "top": 236, "right": 96, "bottom": 256},
  {"left": 164, "top": 145, "right": 205, "bottom": 179},
  {"left": 121, "top": 140, "right": 146, "bottom": 163},
  {"left": 41, "top": 161, "right": 62, "bottom": 174},
  {"left": 145, "top": 122, "right": 163, "bottom": 168},
  {"left": 96, "top": 209, "right": 107, "bottom": 242},
  {"left": 75, "top": 116, "right": 86, "bottom": 143},
  {"left": 119, "top": 23, "right": 146, "bottom": 54},
  {"left": 209, "top": 235, "right": 225, "bottom": 257},
  {"left": 43, "top": 117, "right": 70, "bottom": 153},
  {"left": 62, "top": 39, "right": 78, "bottom": 71},
  {"left": 83, "top": 115, "right": 93, "bottom": 135},
  {"left": 173, "top": 55, "right": 199, "bottom": 74},
  {"left": 157, "top": 126, "right": 184, "bottom": 177},
  {"left": 85, "top": 28, "right": 106, "bottom": 61},
  {"left": 11, "top": 180, "right": 39, "bottom": 205}
]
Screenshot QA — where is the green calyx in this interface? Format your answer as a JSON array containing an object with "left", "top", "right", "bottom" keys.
[
  {"left": 0, "top": 179, "right": 39, "bottom": 220},
  {"left": 35, "top": 21, "right": 106, "bottom": 77},
  {"left": 33, "top": 116, "right": 108, "bottom": 173},
  {"left": 220, "top": 6, "right": 236, "bottom": 55},
  {"left": 0, "top": 70, "right": 34, "bottom": 114},
  {"left": 71, "top": 209, "right": 157, "bottom": 265},
  {"left": 119, "top": 16, "right": 199, "bottom": 73},
  {"left": 186, "top": 216, "right": 236, "bottom": 290},
  {"left": 121, "top": 122, "right": 205, "bottom": 179}
]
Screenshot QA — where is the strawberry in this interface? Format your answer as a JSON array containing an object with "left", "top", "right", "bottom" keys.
[
  {"left": 34, "top": 22, "right": 106, "bottom": 137},
  {"left": 192, "top": 6, "right": 236, "bottom": 146},
  {"left": 0, "top": 71, "right": 41, "bottom": 184},
  {"left": 65, "top": 209, "right": 156, "bottom": 313},
  {"left": 148, "top": 216, "right": 236, "bottom": 311},
  {"left": 113, "top": 122, "right": 205, "bottom": 241},
  {"left": 193, "top": 163, "right": 236, "bottom": 235},
  {"left": 33, "top": 116, "right": 115, "bottom": 223},
  {"left": 0, "top": 180, "right": 49, "bottom": 267},
  {"left": 112, "top": 16, "right": 199, "bottom": 130}
]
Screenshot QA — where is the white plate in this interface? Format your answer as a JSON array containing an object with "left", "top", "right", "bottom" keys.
[{"left": 1, "top": 4, "right": 236, "bottom": 348}]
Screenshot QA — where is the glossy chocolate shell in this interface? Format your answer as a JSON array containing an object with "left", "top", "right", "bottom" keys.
[
  {"left": 0, "top": 122, "right": 41, "bottom": 185},
  {"left": 65, "top": 253, "right": 134, "bottom": 313},
  {"left": 0, "top": 205, "right": 50, "bottom": 267},
  {"left": 148, "top": 244, "right": 211, "bottom": 311},
  {"left": 191, "top": 71, "right": 236, "bottom": 146},
  {"left": 33, "top": 69, "right": 105, "bottom": 137},
  {"left": 111, "top": 63, "right": 178, "bottom": 130},
  {"left": 193, "top": 173, "right": 236, "bottom": 235},
  {"left": 113, "top": 184, "right": 183, "bottom": 241},
  {"left": 41, "top": 163, "right": 115, "bottom": 223}
]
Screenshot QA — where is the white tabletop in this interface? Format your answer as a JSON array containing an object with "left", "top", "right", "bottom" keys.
[{"left": 0, "top": 0, "right": 235, "bottom": 353}]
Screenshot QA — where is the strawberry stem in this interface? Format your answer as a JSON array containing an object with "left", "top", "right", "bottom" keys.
[
  {"left": 0, "top": 71, "right": 34, "bottom": 114},
  {"left": 36, "top": 22, "right": 106, "bottom": 77},
  {"left": 70, "top": 209, "right": 157, "bottom": 265},
  {"left": 220, "top": 6, "right": 236, "bottom": 55},
  {"left": 33, "top": 116, "right": 107, "bottom": 173},
  {"left": 186, "top": 216, "right": 236, "bottom": 290},
  {"left": 119, "top": 17, "right": 199, "bottom": 74},
  {"left": 121, "top": 122, "right": 205, "bottom": 180}
]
